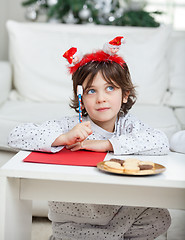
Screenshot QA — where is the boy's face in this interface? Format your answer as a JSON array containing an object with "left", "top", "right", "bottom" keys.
[{"left": 82, "top": 72, "right": 125, "bottom": 132}]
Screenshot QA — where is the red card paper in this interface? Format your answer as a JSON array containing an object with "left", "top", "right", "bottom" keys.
[{"left": 23, "top": 148, "right": 107, "bottom": 167}]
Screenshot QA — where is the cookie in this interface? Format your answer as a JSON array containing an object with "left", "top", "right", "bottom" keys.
[
  {"left": 124, "top": 164, "right": 140, "bottom": 173},
  {"left": 124, "top": 158, "right": 140, "bottom": 164},
  {"left": 109, "top": 158, "right": 125, "bottom": 166},
  {"left": 103, "top": 159, "right": 155, "bottom": 174},
  {"left": 139, "top": 164, "right": 154, "bottom": 170},
  {"left": 123, "top": 158, "right": 140, "bottom": 173},
  {"left": 139, "top": 161, "right": 155, "bottom": 167},
  {"left": 139, "top": 161, "right": 155, "bottom": 170},
  {"left": 104, "top": 161, "right": 124, "bottom": 172}
]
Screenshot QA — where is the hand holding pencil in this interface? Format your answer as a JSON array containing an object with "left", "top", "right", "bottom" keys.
[
  {"left": 52, "top": 85, "right": 92, "bottom": 147},
  {"left": 52, "top": 121, "right": 92, "bottom": 147}
]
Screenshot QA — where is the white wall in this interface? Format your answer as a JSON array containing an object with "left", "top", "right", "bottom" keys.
[
  {"left": 145, "top": 0, "right": 185, "bottom": 30},
  {"left": 0, "top": 0, "right": 25, "bottom": 61}
]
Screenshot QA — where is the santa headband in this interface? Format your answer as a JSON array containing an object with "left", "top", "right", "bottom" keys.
[{"left": 63, "top": 36, "right": 125, "bottom": 74}]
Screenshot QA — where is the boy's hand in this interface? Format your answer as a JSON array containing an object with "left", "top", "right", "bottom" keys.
[
  {"left": 52, "top": 121, "right": 92, "bottom": 147},
  {"left": 66, "top": 140, "right": 113, "bottom": 152},
  {"left": 65, "top": 121, "right": 92, "bottom": 145}
]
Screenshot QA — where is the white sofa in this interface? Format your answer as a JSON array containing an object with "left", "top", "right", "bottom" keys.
[{"left": 0, "top": 21, "right": 185, "bottom": 223}]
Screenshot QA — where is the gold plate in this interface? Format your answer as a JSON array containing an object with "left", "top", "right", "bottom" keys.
[{"left": 97, "top": 161, "right": 166, "bottom": 176}]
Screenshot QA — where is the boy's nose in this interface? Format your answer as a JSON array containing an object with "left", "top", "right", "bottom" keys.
[{"left": 96, "top": 93, "right": 106, "bottom": 103}]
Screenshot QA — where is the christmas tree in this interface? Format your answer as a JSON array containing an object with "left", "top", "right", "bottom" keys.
[{"left": 22, "top": 0, "right": 161, "bottom": 27}]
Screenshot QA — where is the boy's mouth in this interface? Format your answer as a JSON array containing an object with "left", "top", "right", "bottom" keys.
[{"left": 96, "top": 107, "right": 110, "bottom": 112}]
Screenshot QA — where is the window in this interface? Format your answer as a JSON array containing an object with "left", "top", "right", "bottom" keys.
[{"left": 145, "top": 0, "right": 185, "bottom": 30}]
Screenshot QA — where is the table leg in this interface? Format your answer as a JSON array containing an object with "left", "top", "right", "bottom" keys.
[{"left": 0, "top": 177, "right": 32, "bottom": 240}]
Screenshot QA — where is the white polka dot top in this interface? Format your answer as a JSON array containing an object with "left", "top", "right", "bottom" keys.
[
  {"left": 8, "top": 113, "right": 169, "bottom": 155},
  {"left": 8, "top": 113, "right": 169, "bottom": 224}
]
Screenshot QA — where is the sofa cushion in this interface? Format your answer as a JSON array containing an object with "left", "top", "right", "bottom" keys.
[
  {"left": 0, "top": 150, "right": 15, "bottom": 167},
  {"left": 164, "top": 89, "right": 185, "bottom": 108},
  {"left": 7, "top": 20, "right": 171, "bottom": 105},
  {"left": 165, "top": 31, "right": 185, "bottom": 107},
  {"left": 174, "top": 108, "right": 185, "bottom": 129},
  {"left": 0, "top": 100, "right": 74, "bottom": 151},
  {"left": 0, "top": 61, "right": 11, "bottom": 105},
  {"left": 0, "top": 100, "right": 180, "bottom": 151},
  {"left": 130, "top": 104, "right": 180, "bottom": 139}
]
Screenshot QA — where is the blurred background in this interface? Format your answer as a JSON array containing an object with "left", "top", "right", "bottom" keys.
[{"left": 0, "top": 0, "right": 185, "bottom": 61}]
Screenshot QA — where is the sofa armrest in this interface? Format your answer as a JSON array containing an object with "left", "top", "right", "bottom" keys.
[{"left": 0, "top": 61, "right": 12, "bottom": 104}]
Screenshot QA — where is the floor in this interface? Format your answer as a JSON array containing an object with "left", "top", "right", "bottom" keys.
[
  {"left": 32, "top": 217, "right": 52, "bottom": 240},
  {"left": 31, "top": 209, "right": 185, "bottom": 240}
]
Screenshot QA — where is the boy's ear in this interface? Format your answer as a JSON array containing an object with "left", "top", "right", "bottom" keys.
[{"left": 123, "top": 91, "right": 130, "bottom": 103}]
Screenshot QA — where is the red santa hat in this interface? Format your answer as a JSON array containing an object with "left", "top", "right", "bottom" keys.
[
  {"left": 63, "top": 47, "right": 77, "bottom": 64},
  {"left": 109, "top": 36, "right": 123, "bottom": 46}
]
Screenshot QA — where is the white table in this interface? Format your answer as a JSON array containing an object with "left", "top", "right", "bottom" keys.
[{"left": 0, "top": 150, "right": 185, "bottom": 240}]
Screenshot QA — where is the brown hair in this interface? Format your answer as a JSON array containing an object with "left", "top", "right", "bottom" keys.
[{"left": 70, "top": 61, "right": 137, "bottom": 116}]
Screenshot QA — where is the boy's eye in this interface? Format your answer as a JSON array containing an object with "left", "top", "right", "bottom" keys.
[
  {"left": 107, "top": 86, "right": 114, "bottom": 92},
  {"left": 87, "top": 89, "right": 95, "bottom": 94}
]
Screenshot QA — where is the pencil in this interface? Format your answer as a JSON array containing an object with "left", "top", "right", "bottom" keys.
[{"left": 77, "top": 85, "right": 83, "bottom": 123}]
